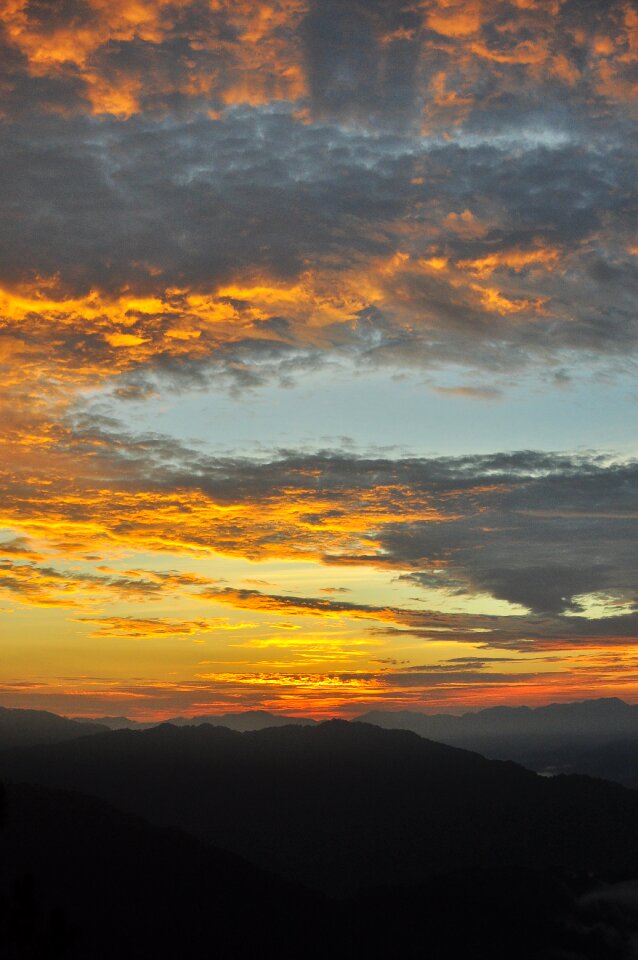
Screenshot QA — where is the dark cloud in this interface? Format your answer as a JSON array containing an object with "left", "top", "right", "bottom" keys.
[
  {"left": 0, "top": 34, "right": 637, "bottom": 391},
  {"left": 386, "top": 669, "right": 540, "bottom": 687},
  {"left": 0, "top": 543, "right": 217, "bottom": 606},
  {"left": 301, "top": 0, "right": 423, "bottom": 127},
  {"left": 10, "top": 411, "right": 638, "bottom": 646}
]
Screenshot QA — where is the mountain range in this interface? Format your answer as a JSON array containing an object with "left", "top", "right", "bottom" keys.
[
  {"left": 4, "top": 698, "right": 638, "bottom": 790},
  {"left": 85, "top": 708, "right": 317, "bottom": 732},
  {"left": 4, "top": 706, "right": 638, "bottom": 956},
  {"left": 0, "top": 706, "right": 104, "bottom": 750},
  {"left": 4, "top": 777, "right": 638, "bottom": 959},
  {"left": 3, "top": 719, "right": 638, "bottom": 896},
  {"left": 359, "top": 697, "right": 638, "bottom": 785}
]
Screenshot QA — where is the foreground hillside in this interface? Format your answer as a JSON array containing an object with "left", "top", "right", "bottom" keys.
[
  {"left": 4, "top": 779, "right": 638, "bottom": 959},
  {"left": 0, "top": 781, "right": 322, "bottom": 959},
  {"left": 4, "top": 720, "right": 638, "bottom": 897}
]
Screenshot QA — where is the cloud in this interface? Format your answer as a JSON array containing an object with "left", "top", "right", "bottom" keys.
[
  {"left": 1, "top": 426, "right": 637, "bottom": 637},
  {"left": 0, "top": 537, "right": 219, "bottom": 607},
  {"left": 0, "top": 9, "right": 637, "bottom": 400},
  {"left": 431, "top": 385, "right": 502, "bottom": 400},
  {"left": 0, "top": 1, "right": 637, "bottom": 714},
  {"left": 204, "top": 583, "right": 638, "bottom": 655},
  {"left": 206, "top": 586, "right": 408, "bottom": 622},
  {"left": 4, "top": 645, "right": 638, "bottom": 719},
  {"left": 0, "top": 0, "right": 307, "bottom": 120},
  {"left": 3, "top": 641, "right": 638, "bottom": 720},
  {"left": 75, "top": 616, "right": 220, "bottom": 639},
  {"left": 2, "top": 0, "right": 636, "bottom": 126}
]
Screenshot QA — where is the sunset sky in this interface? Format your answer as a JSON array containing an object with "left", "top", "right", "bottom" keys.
[{"left": 1, "top": 0, "right": 637, "bottom": 719}]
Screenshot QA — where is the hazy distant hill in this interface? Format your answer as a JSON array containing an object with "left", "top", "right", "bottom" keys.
[
  {"left": 86, "top": 709, "right": 317, "bottom": 732},
  {"left": 82, "top": 715, "right": 147, "bottom": 730},
  {"left": 360, "top": 697, "right": 638, "bottom": 742},
  {"left": 359, "top": 698, "right": 638, "bottom": 770},
  {"left": 0, "top": 706, "right": 104, "bottom": 750},
  {"left": 4, "top": 720, "right": 638, "bottom": 896},
  {"left": 165, "top": 709, "right": 317, "bottom": 731}
]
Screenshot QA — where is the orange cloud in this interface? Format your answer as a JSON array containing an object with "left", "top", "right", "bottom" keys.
[
  {"left": 428, "top": 7, "right": 480, "bottom": 39},
  {"left": 0, "top": 475, "right": 449, "bottom": 568},
  {"left": 76, "top": 616, "right": 220, "bottom": 639},
  {"left": 4, "top": 646, "right": 638, "bottom": 719},
  {"left": 443, "top": 210, "right": 488, "bottom": 239},
  {"left": 0, "top": 0, "right": 634, "bottom": 139},
  {"left": 207, "top": 587, "right": 404, "bottom": 623},
  {"left": 458, "top": 247, "right": 562, "bottom": 278},
  {"left": 0, "top": 0, "right": 636, "bottom": 724},
  {"left": 2, "top": 0, "right": 307, "bottom": 117}
]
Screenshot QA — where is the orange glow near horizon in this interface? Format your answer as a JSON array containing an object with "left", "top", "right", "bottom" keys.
[{"left": 2, "top": 648, "right": 638, "bottom": 721}]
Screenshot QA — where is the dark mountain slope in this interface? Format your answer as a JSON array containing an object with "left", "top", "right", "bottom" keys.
[
  {"left": 533, "top": 737, "right": 638, "bottom": 789},
  {"left": 3, "top": 720, "right": 638, "bottom": 896},
  {"left": 0, "top": 706, "right": 103, "bottom": 751},
  {"left": 0, "top": 780, "right": 324, "bottom": 960},
  {"left": 4, "top": 781, "right": 638, "bottom": 960}
]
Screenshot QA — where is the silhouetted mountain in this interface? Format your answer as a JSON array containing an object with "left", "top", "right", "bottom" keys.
[
  {"left": 0, "top": 779, "right": 324, "bottom": 959},
  {"left": 360, "top": 697, "right": 638, "bottom": 741},
  {"left": 359, "top": 698, "right": 638, "bottom": 773},
  {"left": 4, "top": 780, "right": 638, "bottom": 959},
  {"left": 164, "top": 709, "right": 318, "bottom": 731},
  {"left": 4, "top": 720, "right": 638, "bottom": 897},
  {"left": 347, "top": 869, "right": 638, "bottom": 960},
  {"left": 81, "top": 715, "right": 147, "bottom": 730},
  {"left": 0, "top": 706, "right": 104, "bottom": 750},
  {"left": 81, "top": 701, "right": 638, "bottom": 790}
]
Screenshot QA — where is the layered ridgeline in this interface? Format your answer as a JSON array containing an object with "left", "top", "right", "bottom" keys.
[
  {"left": 359, "top": 698, "right": 638, "bottom": 786},
  {"left": 85, "top": 709, "right": 317, "bottom": 732},
  {"left": 3, "top": 720, "right": 638, "bottom": 897},
  {"left": 4, "top": 699, "right": 638, "bottom": 789},
  {"left": 0, "top": 705, "right": 315, "bottom": 747},
  {"left": 6, "top": 698, "right": 638, "bottom": 788}
]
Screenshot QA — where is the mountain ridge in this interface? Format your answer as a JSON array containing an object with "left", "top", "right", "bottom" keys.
[
  {"left": 0, "top": 705, "right": 104, "bottom": 750},
  {"left": 3, "top": 719, "right": 638, "bottom": 896}
]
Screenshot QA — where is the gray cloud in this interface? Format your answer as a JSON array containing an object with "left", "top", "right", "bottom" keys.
[
  {"left": 63, "top": 424, "right": 637, "bottom": 641},
  {"left": 0, "top": 88, "right": 636, "bottom": 390}
]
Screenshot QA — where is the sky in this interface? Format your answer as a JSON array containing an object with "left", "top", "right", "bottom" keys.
[{"left": 0, "top": 0, "right": 637, "bottom": 720}]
